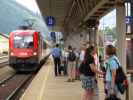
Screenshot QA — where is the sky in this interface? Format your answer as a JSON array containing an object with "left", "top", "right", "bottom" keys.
[
  {"left": 15, "top": 0, "right": 40, "bottom": 14},
  {"left": 99, "top": 9, "right": 116, "bottom": 30},
  {"left": 15, "top": 0, "right": 116, "bottom": 30}
]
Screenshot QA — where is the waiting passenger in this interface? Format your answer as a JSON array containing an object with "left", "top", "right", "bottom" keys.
[
  {"left": 74, "top": 48, "right": 80, "bottom": 80},
  {"left": 67, "top": 45, "right": 76, "bottom": 82},
  {"left": 104, "top": 45, "right": 120, "bottom": 99},
  {"left": 79, "top": 44, "right": 86, "bottom": 62},
  {"left": 51, "top": 44, "right": 62, "bottom": 76},
  {"left": 80, "top": 46, "right": 103, "bottom": 100},
  {"left": 59, "top": 49, "right": 68, "bottom": 75}
]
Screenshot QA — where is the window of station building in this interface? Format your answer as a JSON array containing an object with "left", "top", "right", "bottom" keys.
[
  {"left": 14, "top": 35, "right": 33, "bottom": 48},
  {"left": 126, "top": 38, "right": 133, "bottom": 69}
]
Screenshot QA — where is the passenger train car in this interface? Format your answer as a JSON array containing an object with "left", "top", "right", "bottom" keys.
[{"left": 9, "top": 30, "right": 46, "bottom": 71}]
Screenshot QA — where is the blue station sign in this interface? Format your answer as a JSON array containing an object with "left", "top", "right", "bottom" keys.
[
  {"left": 46, "top": 16, "right": 56, "bottom": 26},
  {"left": 125, "top": 16, "right": 132, "bottom": 25}
]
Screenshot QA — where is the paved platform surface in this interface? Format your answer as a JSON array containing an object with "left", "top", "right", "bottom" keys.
[
  {"left": 41, "top": 67, "right": 83, "bottom": 100},
  {"left": 21, "top": 58, "right": 105, "bottom": 100},
  {"left": 41, "top": 63, "right": 105, "bottom": 100}
]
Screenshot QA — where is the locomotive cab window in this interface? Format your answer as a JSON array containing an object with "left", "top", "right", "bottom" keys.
[{"left": 14, "top": 35, "right": 33, "bottom": 48}]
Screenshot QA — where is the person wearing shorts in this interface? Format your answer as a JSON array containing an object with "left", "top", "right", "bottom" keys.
[{"left": 80, "top": 46, "right": 103, "bottom": 100}]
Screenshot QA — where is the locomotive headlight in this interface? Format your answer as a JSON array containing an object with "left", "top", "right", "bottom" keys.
[
  {"left": 11, "top": 52, "right": 14, "bottom": 56},
  {"left": 33, "top": 52, "right": 37, "bottom": 56}
]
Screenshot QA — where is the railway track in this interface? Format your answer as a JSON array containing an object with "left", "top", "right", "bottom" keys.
[
  {"left": 0, "top": 56, "right": 8, "bottom": 61},
  {"left": 0, "top": 73, "right": 34, "bottom": 100},
  {"left": 0, "top": 54, "right": 50, "bottom": 100},
  {"left": 0, "top": 56, "right": 8, "bottom": 68},
  {"left": 0, "top": 72, "right": 16, "bottom": 85}
]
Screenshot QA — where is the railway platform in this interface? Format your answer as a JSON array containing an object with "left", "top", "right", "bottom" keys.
[{"left": 20, "top": 57, "right": 105, "bottom": 100}]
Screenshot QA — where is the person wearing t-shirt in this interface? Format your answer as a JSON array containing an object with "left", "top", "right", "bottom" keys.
[
  {"left": 104, "top": 45, "right": 120, "bottom": 99},
  {"left": 67, "top": 45, "right": 76, "bottom": 82},
  {"left": 80, "top": 46, "right": 103, "bottom": 100}
]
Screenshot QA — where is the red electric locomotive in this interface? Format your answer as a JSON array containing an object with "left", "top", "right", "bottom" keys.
[{"left": 9, "top": 30, "right": 44, "bottom": 71}]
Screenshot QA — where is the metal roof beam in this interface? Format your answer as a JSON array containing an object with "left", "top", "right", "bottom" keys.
[
  {"left": 64, "top": 0, "right": 76, "bottom": 25},
  {"left": 83, "top": 0, "right": 109, "bottom": 22},
  {"left": 76, "top": 0, "right": 83, "bottom": 18}
]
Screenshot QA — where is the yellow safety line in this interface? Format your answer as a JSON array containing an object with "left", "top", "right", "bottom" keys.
[{"left": 38, "top": 63, "right": 51, "bottom": 100}]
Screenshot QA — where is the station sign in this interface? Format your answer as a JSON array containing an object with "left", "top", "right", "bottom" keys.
[
  {"left": 46, "top": 16, "right": 56, "bottom": 27},
  {"left": 125, "top": 16, "right": 132, "bottom": 25}
]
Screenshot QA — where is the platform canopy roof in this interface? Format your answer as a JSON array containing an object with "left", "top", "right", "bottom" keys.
[{"left": 37, "top": 0, "right": 123, "bottom": 33}]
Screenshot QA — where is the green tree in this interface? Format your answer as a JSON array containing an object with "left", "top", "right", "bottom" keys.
[{"left": 104, "top": 27, "right": 117, "bottom": 39}]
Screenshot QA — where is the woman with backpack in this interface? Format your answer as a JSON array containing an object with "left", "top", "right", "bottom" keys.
[
  {"left": 104, "top": 45, "right": 121, "bottom": 99},
  {"left": 80, "top": 46, "right": 103, "bottom": 100}
]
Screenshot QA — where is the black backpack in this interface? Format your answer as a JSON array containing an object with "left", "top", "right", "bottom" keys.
[
  {"left": 68, "top": 51, "right": 76, "bottom": 61},
  {"left": 114, "top": 59, "right": 128, "bottom": 94}
]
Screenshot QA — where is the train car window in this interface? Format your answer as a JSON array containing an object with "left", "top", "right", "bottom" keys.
[{"left": 14, "top": 35, "right": 33, "bottom": 48}]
